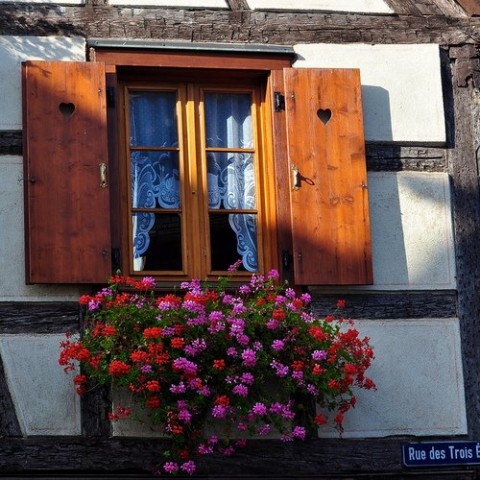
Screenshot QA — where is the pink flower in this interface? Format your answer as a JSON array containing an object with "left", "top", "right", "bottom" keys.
[
  {"left": 241, "top": 348, "right": 256, "bottom": 367},
  {"left": 163, "top": 462, "right": 179, "bottom": 473},
  {"left": 293, "top": 426, "right": 306, "bottom": 440},
  {"left": 180, "top": 460, "right": 196, "bottom": 475},
  {"left": 251, "top": 402, "right": 267, "bottom": 416},
  {"left": 272, "top": 340, "right": 284, "bottom": 351},
  {"left": 232, "top": 384, "right": 248, "bottom": 397}
]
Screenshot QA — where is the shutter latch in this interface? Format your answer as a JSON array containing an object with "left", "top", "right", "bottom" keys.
[{"left": 282, "top": 250, "right": 293, "bottom": 271}]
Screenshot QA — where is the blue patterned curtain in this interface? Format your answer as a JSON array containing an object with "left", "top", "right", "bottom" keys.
[
  {"left": 130, "top": 92, "right": 180, "bottom": 271},
  {"left": 205, "top": 93, "right": 258, "bottom": 272},
  {"left": 130, "top": 91, "right": 258, "bottom": 272}
]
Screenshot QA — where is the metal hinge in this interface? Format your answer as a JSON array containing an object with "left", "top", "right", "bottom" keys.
[
  {"left": 107, "top": 87, "right": 115, "bottom": 108},
  {"left": 274, "top": 92, "right": 285, "bottom": 112}
]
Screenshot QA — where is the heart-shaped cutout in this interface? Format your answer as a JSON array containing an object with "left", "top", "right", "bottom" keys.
[
  {"left": 59, "top": 102, "right": 75, "bottom": 119},
  {"left": 317, "top": 108, "right": 332, "bottom": 125}
]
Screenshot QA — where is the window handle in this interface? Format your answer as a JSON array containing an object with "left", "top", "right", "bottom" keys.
[{"left": 99, "top": 163, "right": 107, "bottom": 188}]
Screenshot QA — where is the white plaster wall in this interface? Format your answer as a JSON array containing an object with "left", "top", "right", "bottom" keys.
[
  {"left": 318, "top": 318, "right": 467, "bottom": 438},
  {"left": 0, "top": 334, "right": 81, "bottom": 436},
  {"left": 109, "top": 0, "right": 227, "bottom": 6},
  {"left": 0, "top": 36, "right": 85, "bottom": 130},
  {"left": 294, "top": 43, "right": 446, "bottom": 144},
  {"left": 248, "top": 0, "right": 393, "bottom": 13},
  {"left": 367, "top": 172, "right": 456, "bottom": 290},
  {"left": 0, "top": 156, "right": 81, "bottom": 300}
]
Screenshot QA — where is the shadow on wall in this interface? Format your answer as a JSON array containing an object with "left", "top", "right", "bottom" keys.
[
  {"left": 0, "top": 35, "right": 85, "bottom": 130},
  {"left": 362, "top": 84, "right": 393, "bottom": 142}
]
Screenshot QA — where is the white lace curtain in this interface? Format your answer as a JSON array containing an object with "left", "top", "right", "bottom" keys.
[{"left": 130, "top": 91, "right": 258, "bottom": 272}]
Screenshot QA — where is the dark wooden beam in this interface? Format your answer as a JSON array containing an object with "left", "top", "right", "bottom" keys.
[
  {"left": 0, "top": 131, "right": 22, "bottom": 155},
  {"left": 309, "top": 291, "right": 457, "bottom": 319},
  {"left": 449, "top": 45, "right": 480, "bottom": 438},
  {"left": 0, "top": 303, "right": 80, "bottom": 334},
  {"left": 0, "top": 6, "right": 478, "bottom": 45},
  {"left": 0, "top": 436, "right": 473, "bottom": 477}
]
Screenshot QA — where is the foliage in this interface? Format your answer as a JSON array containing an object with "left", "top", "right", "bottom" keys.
[{"left": 59, "top": 267, "right": 375, "bottom": 475}]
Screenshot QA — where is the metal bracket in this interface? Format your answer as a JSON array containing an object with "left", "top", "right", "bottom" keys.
[{"left": 274, "top": 92, "right": 285, "bottom": 112}]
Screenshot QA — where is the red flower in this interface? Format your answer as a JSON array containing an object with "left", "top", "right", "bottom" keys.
[
  {"left": 314, "top": 414, "right": 327, "bottom": 425},
  {"left": 171, "top": 337, "right": 185, "bottom": 349},
  {"left": 215, "top": 395, "right": 230, "bottom": 406},
  {"left": 291, "top": 361, "right": 304, "bottom": 371},
  {"left": 88, "top": 354, "right": 102, "bottom": 370},
  {"left": 143, "top": 327, "right": 163, "bottom": 339},
  {"left": 146, "top": 380, "right": 161, "bottom": 392},
  {"left": 79, "top": 295, "right": 92, "bottom": 305},
  {"left": 336, "top": 299, "right": 346, "bottom": 309},
  {"left": 213, "top": 359, "right": 226, "bottom": 371},
  {"left": 73, "top": 374, "right": 87, "bottom": 385},
  {"left": 130, "top": 350, "right": 149, "bottom": 363},
  {"left": 363, "top": 378, "right": 376, "bottom": 390},
  {"left": 102, "top": 325, "right": 116, "bottom": 337},
  {"left": 344, "top": 363, "right": 357, "bottom": 375},
  {"left": 108, "top": 360, "right": 131, "bottom": 377},
  {"left": 334, "top": 412, "right": 344, "bottom": 426},
  {"left": 272, "top": 308, "right": 285, "bottom": 321},
  {"left": 309, "top": 326, "right": 327, "bottom": 342},
  {"left": 328, "top": 379, "right": 340, "bottom": 390},
  {"left": 291, "top": 298, "right": 303, "bottom": 309}
]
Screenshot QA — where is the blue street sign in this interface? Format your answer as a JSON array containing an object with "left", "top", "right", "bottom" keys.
[{"left": 403, "top": 442, "right": 480, "bottom": 467}]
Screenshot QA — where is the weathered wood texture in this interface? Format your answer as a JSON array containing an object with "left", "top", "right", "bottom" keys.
[
  {"left": 0, "top": 302, "right": 79, "bottom": 333},
  {"left": 0, "top": 131, "right": 22, "bottom": 155},
  {"left": 81, "top": 384, "right": 112, "bottom": 437},
  {"left": 448, "top": 45, "right": 480, "bottom": 439},
  {"left": 0, "top": 6, "right": 479, "bottom": 45},
  {"left": 0, "top": 353, "right": 22, "bottom": 437},
  {"left": 0, "top": 132, "right": 449, "bottom": 173},
  {"left": 0, "top": 436, "right": 474, "bottom": 477},
  {"left": 310, "top": 290, "right": 457, "bottom": 319},
  {"left": 366, "top": 145, "right": 449, "bottom": 172}
]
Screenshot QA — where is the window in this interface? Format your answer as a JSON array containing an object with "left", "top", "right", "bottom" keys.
[
  {"left": 22, "top": 49, "right": 373, "bottom": 286},
  {"left": 121, "top": 81, "right": 268, "bottom": 281}
]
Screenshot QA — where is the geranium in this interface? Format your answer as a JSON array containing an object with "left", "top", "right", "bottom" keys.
[{"left": 59, "top": 268, "right": 375, "bottom": 475}]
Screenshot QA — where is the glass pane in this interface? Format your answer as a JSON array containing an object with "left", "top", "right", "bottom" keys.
[
  {"left": 205, "top": 93, "right": 253, "bottom": 149},
  {"left": 132, "top": 213, "right": 183, "bottom": 272},
  {"left": 129, "top": 91, "right": 178, "bottom": 147},
  {"left": 206, "top": 152, "right": 256, "bottom": 210},
  {"left": 131, "top": 151, "right": 181, "bottom": 209},
  {"left": 210, "top": 213, "right": 258, "bottom": 272}
]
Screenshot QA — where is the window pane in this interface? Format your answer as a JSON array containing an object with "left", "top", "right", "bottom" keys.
[
  {"left": 205, "top": 93, "right": 253, "bottom": 149},
  {"left": 132, "top": 213, "right": 183, "bottom": 272},
  {"left": 131, "top": 151, "right": 181, "bottom": 209},
  {"left": 207, "top": 152, "right": 256, "bottom": 210},
  {"left": 129, "top": 91, "right": 178, "bottom": 147},
  {"left": 210, "top": 213, "right": 258, "bottom": 272}
]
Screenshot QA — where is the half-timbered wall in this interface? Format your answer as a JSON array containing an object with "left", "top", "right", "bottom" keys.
[{"left": 0, "top": 0, "right": 477, "bottom": 477}]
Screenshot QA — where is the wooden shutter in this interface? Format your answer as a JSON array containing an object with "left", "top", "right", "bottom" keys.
[
  {"left": 23, "top": 61, "right": 111, "bottom": 283},
  {"left": 283, "top": 68, "right": 372, "bottom": 285}
]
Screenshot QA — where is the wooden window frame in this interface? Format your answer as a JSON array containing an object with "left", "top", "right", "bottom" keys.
[
  {"left": 118, "top": 79, "right": 272, "bottom": 282},
  {"left": 97, "top": 48, "right": 293, "bottom": 283}
]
